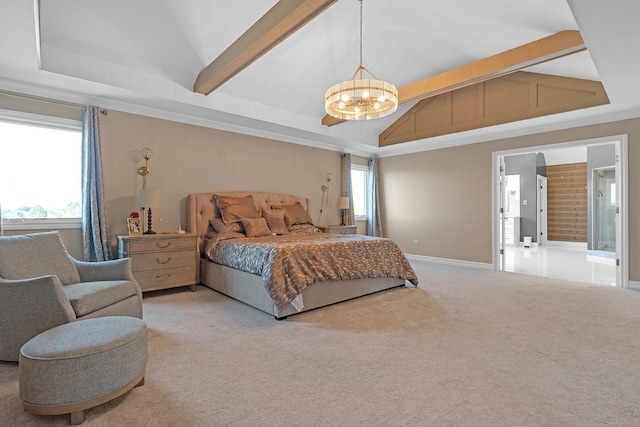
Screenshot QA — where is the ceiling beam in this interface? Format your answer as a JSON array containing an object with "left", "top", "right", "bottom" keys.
[
  {"left": 322, "top": 30, "right": 586, "bottom": 126},
  {"left": 194, "top": 0, "right": 337, "bottom": 95}
]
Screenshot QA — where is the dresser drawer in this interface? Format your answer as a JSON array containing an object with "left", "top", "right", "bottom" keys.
[
  {"left": 130, "top": 250, "right": 194, "bottom": 272},
  {"left": 134, "top": 266, "right": 195, "bottom": 291},
  {"left": 127, "top": 237, "right": 194, "bottom": 253},
  {"left": 321, "top": 225, "right": 357, "bottom": 234}
]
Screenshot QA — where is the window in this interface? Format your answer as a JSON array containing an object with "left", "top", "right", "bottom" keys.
[
  {"left": 351, "top": 165, "right": 368, "bottom": 220},
  {"left": 0, "top": 111, "right": 82, "bottom": 230}
]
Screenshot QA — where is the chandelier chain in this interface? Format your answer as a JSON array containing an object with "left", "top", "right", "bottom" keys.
[{"left": 359, "top": 0, "right": 363, "bottom": 71}]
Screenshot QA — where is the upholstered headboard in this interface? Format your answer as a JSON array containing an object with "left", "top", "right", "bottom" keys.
[{"left": 187, "top": 191, "right": 310, "bottom": 255}]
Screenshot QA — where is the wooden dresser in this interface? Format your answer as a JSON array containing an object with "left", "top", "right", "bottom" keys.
[{"left": 117, "top": 233, "right": 197, "bottom": 292}]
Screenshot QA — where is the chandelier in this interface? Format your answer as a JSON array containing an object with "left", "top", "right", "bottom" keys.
[{"left": 324, "top": 0, "right": 398, "bottom": 121}]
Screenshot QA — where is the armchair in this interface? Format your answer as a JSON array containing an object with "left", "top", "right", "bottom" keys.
[{"left": 0, "top": 231, "right": 142, "bottom": 361}]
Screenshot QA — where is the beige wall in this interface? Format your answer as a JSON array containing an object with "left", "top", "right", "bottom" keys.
[
  {"left": 99, "top": 110, "right": 343, "bottom": 256},
  {"left": 4, "top": 91, "right": 640, "bottom": 281},
  {"left": 379, "top": 117, "right": 640, "bottom": 280}
]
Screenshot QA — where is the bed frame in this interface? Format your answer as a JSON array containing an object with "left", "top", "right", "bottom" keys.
[{"left": 187, "top": 191, "right": 405, "bottom": 319}]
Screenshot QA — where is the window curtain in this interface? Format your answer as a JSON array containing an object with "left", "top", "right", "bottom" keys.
[
  {"left": 340, "top": 153, "right": 355, "bottom": 226},
  {"left": 82, "top": 106, "right": 110, "bottom": 261},
  {"left": 367, "top": 158, "right": 383, "bottom": 237}
]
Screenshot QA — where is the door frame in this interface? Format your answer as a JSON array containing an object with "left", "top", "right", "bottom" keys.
[
  {"left": 491, "top": 135, "right": 628, "bottom": 288},
  {"left": 536, "top": 175, "right": 547, "bottom": 246}
]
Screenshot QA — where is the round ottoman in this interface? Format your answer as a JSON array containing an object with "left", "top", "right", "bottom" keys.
[{"left": 19, "top": 316, "right": 147, "bottom": 425}]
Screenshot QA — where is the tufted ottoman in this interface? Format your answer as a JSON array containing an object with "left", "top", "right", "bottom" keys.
[{"left": 19, "top": 316, "right": 147, "bottom": 425}]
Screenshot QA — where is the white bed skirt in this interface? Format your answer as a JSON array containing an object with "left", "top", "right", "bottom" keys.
[{"left": 200, "top": 259, "right": 406, "bottom": 319}]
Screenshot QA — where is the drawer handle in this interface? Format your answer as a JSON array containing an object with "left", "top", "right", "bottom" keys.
[
  {"left": 155, "top": 274, "right": 172, "bottom": 282},
  {"left": 156, "top": 242, "right": 172, "bottom": 249},
  {"left": 156, "top": 257, "right": 172, "bottom": 265}
]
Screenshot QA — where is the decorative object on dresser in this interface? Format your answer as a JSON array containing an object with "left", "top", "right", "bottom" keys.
[
  {"left": 338, "top": 196, "right": 350, "bottom": 225},
  {"left": 159, "top": 208, "right": 186, "bottom": 234},
  {"left": 139, "top": 188, "right": 161, "bottom": 235},
  {"left": 318, "top": 224, "right": 357, "bottom": 235},
  {"left": 117, "top": 233, "right": 197, "bottom": 292},
  {"left": 127, "top": 218, "right": 142, "bottom": 235}
]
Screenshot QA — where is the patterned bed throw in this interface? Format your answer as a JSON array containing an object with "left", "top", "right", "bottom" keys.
[{"left": 205, "top": 233, "right": 418, "bottom": 310}]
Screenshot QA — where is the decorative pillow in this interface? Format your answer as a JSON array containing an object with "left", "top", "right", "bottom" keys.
[
  {"left": 240, "top": 217, "right": 272, "bottom": 238},
  {"left": 271, "top": 202, "right": 313, "bottom": 226},
  {"left": 209, "top": 217, "right": 244, "bottom": 233},
  {"left": 214, "top": 194, "right": 261, "bottom": 225},
  {"left": 261, "top": 208, "right": 289, "bottom": 235},
  {"left": 0, "top": 231, "right": 81, "bottom": 285},
  {"left": 288, "top": 223, "right": 321, "bottom": 236}
]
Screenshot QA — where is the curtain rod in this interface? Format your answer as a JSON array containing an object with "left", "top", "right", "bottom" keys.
[
  {"left": 0, "top": 89, "right": 84, "bottom": 109},
  {"left": 0, "top": 90, "right": 109, "bottom": 116}
]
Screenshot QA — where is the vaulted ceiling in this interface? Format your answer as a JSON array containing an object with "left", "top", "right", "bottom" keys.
[{"left": 1, "top": 0, "right": 639, "bottom": 157}]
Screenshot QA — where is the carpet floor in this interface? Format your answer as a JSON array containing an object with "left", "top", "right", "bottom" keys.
[{"left": 2, "top": 260, "right": 640, "bottom": 426}]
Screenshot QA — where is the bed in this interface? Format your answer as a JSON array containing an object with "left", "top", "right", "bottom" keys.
[{"left": 187, "top": 191, "right": 418, "bottom": 319}]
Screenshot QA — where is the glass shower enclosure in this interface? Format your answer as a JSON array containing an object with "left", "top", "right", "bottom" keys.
[{"left": 593, "top": 167, "right": 616, "bottom": 253}]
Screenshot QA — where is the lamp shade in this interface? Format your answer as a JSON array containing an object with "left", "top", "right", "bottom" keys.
[
  {"left": 139, "top": 189, "right": 161, "bottom": 208},
  {"left": 338, "top": 196, "right": 350, "bottom": 209}
]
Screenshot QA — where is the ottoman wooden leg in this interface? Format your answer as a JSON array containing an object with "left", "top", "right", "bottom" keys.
[{"left": 70, "top": 410, "right": 84, "bottom": 425}]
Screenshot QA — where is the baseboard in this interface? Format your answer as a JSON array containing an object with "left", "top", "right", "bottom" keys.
[
  {"left": 405, "top": 254, "right": 493, "bottom": 270},
  {"left": 627, "top": 280, "right": 640, "bottom": 291},
  {"left": 545, "top": 241, "right": 588, "bottom": 250}
]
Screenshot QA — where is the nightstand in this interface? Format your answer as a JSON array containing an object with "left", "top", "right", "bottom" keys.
[
  {"left": 318, "top": 225, "right": 357, "bottom": 235},
  {"left": 117, "top": 233, "right": 197, "bottom": 292}
]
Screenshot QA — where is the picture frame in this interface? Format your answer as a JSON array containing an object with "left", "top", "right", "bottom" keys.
[{"left": 127, "top": 218, "right": 142, "bottom": 235}]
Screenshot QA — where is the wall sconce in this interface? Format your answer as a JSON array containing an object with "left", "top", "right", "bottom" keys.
[
  {"left": 321, "top": 173, "right": 333, "bottom": 192},
  {"left": 138, "top": 147, "right": 153, "bottom": 189},
  {"left": 317, "top": 173, "right": 333, "bottom": 225},
  {"left": 338, "top": 196, "right": 350, "bottom": 226},
  {"left": 139, "top": 188, "right": 161, "bottom": 234}
]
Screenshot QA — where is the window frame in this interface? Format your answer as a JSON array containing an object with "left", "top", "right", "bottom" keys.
[
  {"left": 0, "top": 109, "right": 83, "bottom": 231},
  {"left": 351, "top": 164, "right": 368, "bottom": 221}
]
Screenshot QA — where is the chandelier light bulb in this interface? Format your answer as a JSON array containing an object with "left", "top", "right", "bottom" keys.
[
  {"left": 374, "top": 102, "right": 380, "bottom": 109},
  {"left": 362, "top": 91, "right": 369, "bottom": 99},
  {"left": 341, "top": 94, "right": 350, "bottom": 102},
  {"left": 338, "top": 101, "right": 345, "bottom": 109}
]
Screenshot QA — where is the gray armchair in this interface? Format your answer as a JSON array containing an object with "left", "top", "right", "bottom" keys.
[{"left": 0, "top": 231, "right": 143, "bottom": 361}]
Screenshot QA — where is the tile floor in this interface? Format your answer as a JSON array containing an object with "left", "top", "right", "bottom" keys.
[{"left": 504, "top": 244, "right": 617, "bottom": 286}]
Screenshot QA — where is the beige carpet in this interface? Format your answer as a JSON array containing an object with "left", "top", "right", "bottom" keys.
[{"left": 2, "top": 261, "right": 640, "bottom": 426}]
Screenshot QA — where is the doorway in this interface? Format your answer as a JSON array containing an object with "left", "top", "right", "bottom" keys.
[{"left": 492, "top": 135, "right": 628, "bottom": 288}]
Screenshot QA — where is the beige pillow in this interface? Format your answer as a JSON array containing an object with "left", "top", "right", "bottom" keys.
[
  {"left": 240, "top": 217, "right": 272, "bottom": 238},
  {"left": 262, "top": 208, "right": 289, "bottom": 235},
  {"left": 214, "top": 194, "right": 261, "bottom": 225},
  {"left": 209, "top": 217, "right": 244, "bottom": 233},
  {"left": 288, "top": 223, "right": 320, "bottom": 235},
  {"left": 271, "top": 202, "right": 313, "bottom": 226}
]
